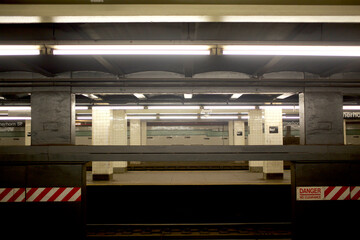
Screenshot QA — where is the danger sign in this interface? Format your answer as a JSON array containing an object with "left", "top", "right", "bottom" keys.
[{"left": 297, "top": 187, "right": 323, "bottom": 200}]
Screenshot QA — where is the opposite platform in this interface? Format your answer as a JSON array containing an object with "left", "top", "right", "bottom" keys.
[{"left": 87, "top": 170, "right": 291, "bottom": 186}]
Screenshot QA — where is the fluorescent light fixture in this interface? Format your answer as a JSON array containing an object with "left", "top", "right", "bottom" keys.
[
  {"left": 75, "top": 106, "right": 89, "bottom": 110},
  {"left": 207, "top": 112, "right": 239, "bottom": 115},
  {"left": 204, "top": 106, "right": 255, "bottom": 110},
  {"left": 0, "top": 117, "right": 31, "bottom": 120},
  {"left": 184, "top": 94, "right": 193, "bottom": 99},
  {"left": 277, "top": 93, "right": 295, "bottom": 99},
  {"left": 52, "top": 45, "right": 210, "bottom": 55},
  {"left": 283, "top": 116, "right": 300, "bottom": 119},
  {"left": 127, "top": 113, "right": 157, "bottom": 115},
  {"left": 0, "top": 106, "right": 31, "bottom": 111},
  {"left": 92, "top": 106, "right": 144, "bottom": 110},
  {"left": 126, "top": 116, "right": 157, "bottom": 120},
  {"left": 0, "top": 96, "right": 5, "bottom": 100},
  {"left": 222, "top": 45, "right": 360, "bottom": 57},
  {"left": 148, "top": 106, "right": 200, "bottom": 110},
  {"left": 260, "top": 106, "right": 299, "bottom": 110},
  {"left": 0, "top": 45, "right": 41, "bottom": 56},
  {"left": 201, "top": 116, "right": 239, "bottom": 120},
  {"left": 159, "top": 113, "right": 197, "bottom": 115},
  {"left": 230, "top": 94, "right": 243, "bottom": 99},
  {"left": 77, "top": 116, "right": 92, "bottom": 120},
  {"left": 241, "top": 116, "right": 249, "bottom": 119},
  {"left": 160, "top": 116, "right": 198, "bottom": 120},
  {"left": 343, "top": 106, "right": 360, "bottom": 110},
  {"left": 134, "top": 93, "right": 146, "bottom": 99}
]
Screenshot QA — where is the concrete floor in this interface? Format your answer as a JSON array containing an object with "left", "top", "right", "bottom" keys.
[{"left": 87, "top": 170, "right": 291, "bottom": 186}]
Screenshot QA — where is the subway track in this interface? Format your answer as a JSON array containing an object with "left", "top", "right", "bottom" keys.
[{"left": 87, "top": 222, "right": 292, "bottom": 239}]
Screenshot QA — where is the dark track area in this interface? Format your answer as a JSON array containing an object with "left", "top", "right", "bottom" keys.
[{"left": 87, "top": 185, "right": 291, "bottom": 224}]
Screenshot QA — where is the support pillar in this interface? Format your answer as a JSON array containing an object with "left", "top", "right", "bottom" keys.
[
  {"left": 299, "top": 92, "right": 344, "bottom": 145},
  {"left": 248, "top": 109, "right": 264, "bottom": 172},
  {"left": 92, "top": 108, "right": 113, "bottom": 180},
  {"left": 263, "top": 108, "right": 284, "bottom": 180},
  {"left": 233, "top": 121, "right": 245, "bottom": 145},
  {"left": 31, "top": 89, "right": 75, "bottom": 145},
  {"left": 130, "top": 119, "right": 141, "bottom": 145},
  {"left": 25, "top": 119, "right": 31, "bottom": 146},
  {"left": 228, "top": 121, "right": 234, "bottom": 145},
  {"left": 141, "top": 121, "right": 147, "bottom": 145},
  {"left": 111, "top": 110, "right": 127, "bottom": 173}
]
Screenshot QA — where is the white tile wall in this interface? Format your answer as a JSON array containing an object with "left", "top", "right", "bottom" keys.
[{"left": 248, "top": 109, "right": 264, "bottom": 168}]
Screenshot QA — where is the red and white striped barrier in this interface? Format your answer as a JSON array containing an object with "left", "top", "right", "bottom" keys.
[
  {"left": 0, "top": 188, "right": 25, "bottom": 202},
  {"left": 26, "top": 187, "right": 81, "bottom": 202},
  {"left": 351, "top": 186, "right": 360, "bottom": 200},
  {"left": 324, "top": 186, "right": 350, "bottom": 200}
]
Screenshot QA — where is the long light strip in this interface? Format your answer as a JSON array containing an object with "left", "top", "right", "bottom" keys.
[
  {"left": 148, "top": 106, "right": 200, "bottom": 110},
  {"left": 160, "top": 116, "right": 198, "bottom": 120},
  {"left": 126, "top": 116, "right": 157, "bottom": 120},
  {"left": 260, "top": 106, "right": 299, "bottom": 110},
  {"left": 134, "top": 93, "right": 146, "bottom": 99},
  {"left": 53, "top": 45, "right": 211, "bottom": 55},
  {"left": 230, "top": 94, "right": 243, "bottom": 99},
  {"left": 75, "top": 106, "right": 89, "bottom": 110},
  {"left": 0, "top": 117, "right": 31, "bottom": 120},
  {"left": 0, "top": 106, "right": 31, "bottom": 111},
  {"left": 0, "top": 45, "right": 41, "bottom": 56},
  {"left": 92, "top": 106, "right": 144, "bottom": 110},
  {"left": 223, "top": 45, "right": 360, "bottom": 57},
  {"left": 343, "top": 106, "right": 360, "bottom": 110},
  {"left": 201, "top": 116, "right": 239, "bottom": 120},
  {"left": 204, "top": 106, "right": 255, "bottom": 110},
  {"left": 276, "top": 93, "right": 295, "bottom": 99}
]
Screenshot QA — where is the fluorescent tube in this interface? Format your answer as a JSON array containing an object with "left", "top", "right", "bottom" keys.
[
  {"left": 148, "top": 106, "right": 200, "bottom": 110},
  {"left": 343, "top": 106, "right": 360, "bottom": 110},
  {"left": 52, "top": 45, "right": 210, "bottom": 55},
  {"left": 260, "top": 106, "right": 299, "bottom": 110},
  {"left": 223, "top": 45, "right": 360, "bottom": 57},
  {"left": 77, "top": 116, "right": 92, "bottom": 120},
  {"left": 184, "top": 94, "right": 193, "bottom": 99},
  {"left": 75, "top": 106, "right": 89, "bottom": 110},
  {"left": 230, "top": 94, "right": 243, "bottom": 99},
  {"left": 92, "top": 106, "right": 144, "bottom": 110},
  {"left": 0, "top": 106, "right": 31, "bottom": 111},
  {"left": 283, "top": 116, "right": 300, "bottom": 119},
  {"left": 204, "top": 106, "right": 255, "bottom": 110},
  {"left": 277, "top": 93, "right": 295, "bottom": 99},
  {"left": 134, "top": 94, "right": 146, "bottom": 99},
  {"left": 0, "top": 45, "right": 41, "bottom": 56},
  {"left": 0, "top": 117, "right": 31, "bottom": 120},
  {"left": 160, "top": 116, "right": 198, "bottom": 120},
  {"left": 126, "top": 116, "right": 157, "bottom": 120},
  {"left": 201, "top": 116, "right": 239, "bottom": 119}
]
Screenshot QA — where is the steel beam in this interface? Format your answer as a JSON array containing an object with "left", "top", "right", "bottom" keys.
[
  {"left": 1, "top": 4, "right": 360, "bottom": 23},
  {"left": 0, "top": 145, "right": 360, "bottom": 163}
]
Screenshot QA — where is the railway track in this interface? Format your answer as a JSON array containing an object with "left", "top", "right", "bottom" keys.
[{"left": 87, "top": 222, "right": 292, "bottom": 239}]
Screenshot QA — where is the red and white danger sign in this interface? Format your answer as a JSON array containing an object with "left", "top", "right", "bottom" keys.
[
  {"left": 297, "top": 187, "right": 323, "bottom": 200},
  {"left": 0, "top": 188, "right": 25, "bottom": 202},
  {"left": 26, "top": 187, "right": 81, "bottom": 202},
  {"left": 351, "top": 186, "right": 360, "bottom": 200}
]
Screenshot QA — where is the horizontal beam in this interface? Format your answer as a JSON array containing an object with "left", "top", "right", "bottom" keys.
[
  {"left": 1, "top": 4, "right": 360, "bottom": 23},
  {"left": 0, "top": 145, "right": 360, "bottom": 163}
]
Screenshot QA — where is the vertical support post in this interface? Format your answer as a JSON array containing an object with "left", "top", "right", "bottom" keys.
[
  {"left": 228, "top": 121, "right": 234, "bottom": 145},
  {"left": 263, "top": 108, "right": 283, "bottom": 179},
  {"left": 130, "top": 119, "right": 141, "bottom": 146},
  {"left": 299, "top": 92, "right": 344, "bottom": 145},
  {"left": 111, "top": 110, "right": 128, "bottom": 173},
  {"left": 25, "top": 119, "right": 31, "bottom": 146},
  {"left": 141, "top": 121, "right": 147, "bottom": 145},
  {"left": 233, "top": 121, "right": 245, "bottom": 145},
  {"left": 31, "top": 88, "right": 75, "bottom": 145},
  {"left": 92, "top": 108, "right": 113, "bottom": 180},
  {"left": 248, "top": 109, "right": 264, "bottom": 172}
]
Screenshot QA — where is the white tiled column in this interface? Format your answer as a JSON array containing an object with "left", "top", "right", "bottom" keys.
[
  {"left": 92, "top": 108, "right": 113, "bottom": 180},
  {"left": 130, "top": 119, "right": 141, "bottom": 145},
  {"left": 248, "top": 109, "right": 264, "bottom": 172},
  {"left": 233, "top": 121, "right": 245, "bottom": 145},
  {"left": 141, "top": 121, "right": 147, "bottom": 145},
  {"left": 228, "top": 121, "right": 234, "bottom": 145},
  {"left": 110, "top": 110, "right": 128, "bottom": 173},
  {"left": 263, "top": 108, "right": 284, "bottom": 179},
  {"left": 25, "top": 119, "right": 31, "bottom": 146}
]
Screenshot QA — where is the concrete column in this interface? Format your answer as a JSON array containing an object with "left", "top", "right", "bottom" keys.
[
  {"left": 130, "top": 119, "right": 141, "bottom": 145},
  {"left": 110, "top": 110, "right": 128, "bottom": 173},
  {"left": 92, "top": 108, "right": 113, "bottom": 180},
  {"left": 141, "top": 121, "right": 147, "bottom": 145},
  {"left": 300, "top": 92, "right": 344, "bottom": 145},
  {"left": 25, "top": 119, "right": 31, "bottom": 146},
  {"left": 263, "top": 108, "right": 284, "bottom": 180},
  {"left": 233, "top": 121, "right": 245, "bottom": 145},
  {"left": 31, "top": 90, "right": 75, "bottom": 145},
  {"left": 228, "top": 121, "right": 234, "bottom": 145},
  {"left": 344, "top": 120, "right": 347, "bottom": 145},
  {"left": 248, "top": 109, "right": 264, "bottom": 172}
]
